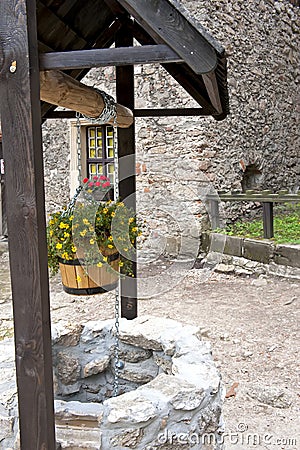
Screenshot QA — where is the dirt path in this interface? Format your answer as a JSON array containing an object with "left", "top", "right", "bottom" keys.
[{"left": 0, "top": 242, "right": 299, "bottom": 450}]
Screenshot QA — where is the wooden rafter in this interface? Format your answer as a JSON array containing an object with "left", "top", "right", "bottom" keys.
[{"left": 116, "top": 0, "right": 218, "bottom": 74}]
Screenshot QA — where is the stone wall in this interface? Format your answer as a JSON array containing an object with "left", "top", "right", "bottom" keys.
[{"left": 43, "top": 0, "right": 300, "bottom": 231}]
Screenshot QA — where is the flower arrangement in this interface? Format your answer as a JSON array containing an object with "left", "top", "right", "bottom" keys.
[{"left": 47, "top": 175, "right": 140, "bottom": 278}]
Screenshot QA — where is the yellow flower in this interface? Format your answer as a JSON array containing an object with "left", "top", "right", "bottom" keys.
[
  {"left": 71, "top": 245, "right": 77, "bottom": 252},
  {"left": 64, "top": 232, "right": 70, "bottom": 238},
  {"left": 103, "top": 256, "right": 108, "bottom": 262},
  {"left": 87, "top": 189, "right": 92, "bottom": 193},
  {"left": 76, "top": 275, "right": 82, "bottom": 282},
  {"left": 108, "top": 236, "right": 113, "bottom": 241},
  {"left": 49, "top": 219, "right": 55, "bottom": 225},
  {"left": 128, "top": 217, "right": 134, "bottom": 224},
  {"left": 49, "top": 230, "right": 54, "bottom": 237},
  {"left": 83, "top": 218, "right": 89, "bottom": 225},
  {"left": 80, "top": 230, "right": 87, "bottom": 237},
  {"left": 69, "top": 215, "right": 74, "bottom": 221},
  {"left": 138, "top": 231, "right": 142, "bottom": 236},
  {"left": 118, "top": 261, "right": 124, "bottom": 267},
  {"left": 124, "top": 247, "right": 128, "bottom": 252},
  {"left": 117, "top": 202, "right": 124, "bottom": 207},
  {"left": 103, "top": 208, "right": 108, "bottom": 214},
  {"left": 90, "top": 239, "right": 95, "bottom": 245},
  {"left": 59, "top": 222, "right": 66, "bottom": 229},
  {"left": 108, "top": 244, "right": 113, "bottom": 249},
  {"left": 111, "top": 212, "right": 115, "bottom": 217},
  {"left": 61, "top": 252, "right": 69, "bottom": 260},
  {"left": 56, "top": 243, "right": 62, "bottom": 249},
  {"left": 89, "top": 226, "right": 94, "bottom": 232},
  {"left": 132, "top": 227, "right": 138, "bottom": 232},
  {"left": 97, "top": 262, "right": 103, "bottom": 268}
]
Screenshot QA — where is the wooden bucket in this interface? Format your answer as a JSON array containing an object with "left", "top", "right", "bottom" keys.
[{"left": 58, "top": 253, "right": 119, "bottom": 295}]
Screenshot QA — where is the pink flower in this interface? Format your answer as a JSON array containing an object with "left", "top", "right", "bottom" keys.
[
  {"left": 95, "top": 182, "right": 100, "bottom": 187},
  {"left": 83, "top": 177, "right": 89, "bottom": 183},
  {"left": 88, "top": 182, "right": 94, "bottom": 188},
  {"left": 100, "top": 175, "right": 108, "bottom": 181},
  {"left": 102, "top": 181, "right": 110, "bottom": 188},
  {"left": 93, "top": 176, "right": 98, "bottom": 181}
]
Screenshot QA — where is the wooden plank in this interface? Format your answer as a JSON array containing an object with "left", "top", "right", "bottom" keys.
[
  {"left": 0, "top": 1, "right": 56, "bottom": 448},
  {"left": 43, "top": 107, "right": 213, "bottom": 119},
  {"left": 202, "top": 72, "right": 223, "bottom": 115},
  {"left": 262, "top": 203, "right": 274, "bottom": 239},
  {"left": 39, "top": 44, "right": 183, "bottom": 70},
  {"left": 117, "top": 0, "right": 217, "bottom": 74},
  {"left": 116, "top": 26, "right": 138, "bottom": 319},
  {"left": 132, "top": 21, "right": 218, "bottom": 113},
  {"left": 40, "top": 70, "right": 133, "bottom": 128}
]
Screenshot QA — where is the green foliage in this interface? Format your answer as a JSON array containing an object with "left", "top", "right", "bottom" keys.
[
  {"left": 47, "top": 176, "right": 140, "bottom": 276},
  {"left": 216, "top": 203, "right": 300, "bottom": 244}
]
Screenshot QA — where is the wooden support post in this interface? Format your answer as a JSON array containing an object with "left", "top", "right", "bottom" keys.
[
  {"left": 262, "top": 202, "right": 274, "bottom": 239},
  {"left": 116, "top": 25, "right": 137, "bottom": 319},
  {"left": 0, "top": 1, "right": 56, "bottom": 449}
]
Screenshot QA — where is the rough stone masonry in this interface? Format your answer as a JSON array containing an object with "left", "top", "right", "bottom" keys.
[
  {"left": 0, "top": 316, "right": 225, "bottom": 449},
  {"left": 42, "top": 0, "right": 300, "bottom": 234}
]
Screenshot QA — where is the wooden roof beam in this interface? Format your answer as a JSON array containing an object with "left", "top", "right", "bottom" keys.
[
  {"left": 39, "top": 44, "right": 183, "bottom": 71},
  {"left": 116, "top": 0, "right": 218, "bottom": 74}
]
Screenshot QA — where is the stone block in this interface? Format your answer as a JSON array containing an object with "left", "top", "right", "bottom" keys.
[
  {"left": 203, "top": 233, "right": 243, "bottom": 257},
  {"left": 118, "top": 358, "right": 159, "bottom": 384},
  {"left": 243, "top": 239, "right": 274, "bottom": 264},
  {"left": 274, "top": 245, "right": 300, "bottom": 268},
  {"left": 83, "top": 356, "right": 110, "bottom": 378}
]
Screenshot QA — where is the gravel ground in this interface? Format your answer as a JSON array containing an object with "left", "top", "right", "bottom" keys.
[{"left": 0, "top": 241, "right": 299, "bottom": 450}]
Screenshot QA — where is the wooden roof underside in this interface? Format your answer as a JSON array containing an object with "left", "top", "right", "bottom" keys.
[{"left": 37, "top": 0, "right": 229, "bottom": 121}]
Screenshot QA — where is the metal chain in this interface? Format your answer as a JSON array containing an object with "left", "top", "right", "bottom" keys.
[
  {"left": 112, "top": 113, "right": 124, "bottom": 397},
  {"left": 82, "top": 89, "right": 116, "bottom": 125},
  {"left": 76, "top": 112, "right": 82, "bottom": 185},
  {"left": 62, "top": 113, "right": 83, "bottom": 217}
]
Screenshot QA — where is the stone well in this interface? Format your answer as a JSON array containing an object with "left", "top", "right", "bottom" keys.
[{"left": 0, "top": 316, "right": 225, "bottom": 449}]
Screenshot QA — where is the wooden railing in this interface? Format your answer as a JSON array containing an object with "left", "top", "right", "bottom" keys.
[{"left": 206, "top": 190, "right": 300, "bottom": 239}]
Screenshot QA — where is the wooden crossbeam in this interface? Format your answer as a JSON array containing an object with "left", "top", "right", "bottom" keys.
[
  {"left": 39, "top": 44, "right": 183, "bottom": 70},
  {"left": 43, "top": 107, "right": 213, "bottom": 119}
]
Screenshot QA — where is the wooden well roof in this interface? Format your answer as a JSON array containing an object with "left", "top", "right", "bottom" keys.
[{"left": 37, "top": 0, "right": 229, "bottom": 120}]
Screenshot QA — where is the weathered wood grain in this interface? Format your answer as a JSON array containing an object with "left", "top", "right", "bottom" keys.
[
  {"left": 0, "top": 0, "right": 56, "bottom": 448},
  {"left": 40, "top": 70, "right": 133, "bottom": 128},
  {"left": 39, "top": 44, "right": 183, "bottom": 71},
  {"left": 117, "top": 0, "right": 217, "bottom": 74},
  {"left": 116, "top": 26, "right": 138, "bottom": 319}
]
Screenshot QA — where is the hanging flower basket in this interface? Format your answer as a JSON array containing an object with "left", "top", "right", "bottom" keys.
[
  {"left": 58, "top": 251, "right": 119, "bottom": 295},
  {"left": 46, "top": 176, "right": 140, "bottom": 295}
]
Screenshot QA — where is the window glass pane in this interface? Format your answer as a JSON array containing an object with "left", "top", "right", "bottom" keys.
[
  {"left": 89, "top": 164, "right": 96, "bottom": 175},
  {"left": 107, "top": 128, "right": 113, "bottom": 136},
  {"left": 107, "top": 163, "right": 115, "bottom": 185},
  {"left": 97, "top": 164, "right": 103, "bottom": 175},
  {"left": 89, "top": 148, "right": 96, "bottom": 158},
  {"left": 88, "top": 128, "right": 95, "bottom": 138},
  {"left": 97, "top": 138, "right": 102, "bottom": 147},
  {"left": 89, "top": 138, "right": 95, "bottom": 148},
  {"left": 107, "top": 147, "right": 114, "bottom": 158},
  {"left": 97, "top": 128, "right": 102, "bottom": 138},
  {"left": 96, "top": 147, "right": 102, "bottom": 158}
]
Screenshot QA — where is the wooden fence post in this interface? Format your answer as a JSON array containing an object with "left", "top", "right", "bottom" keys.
[{"left": 0, "top": 1, "right": 56, "bottom": 448}]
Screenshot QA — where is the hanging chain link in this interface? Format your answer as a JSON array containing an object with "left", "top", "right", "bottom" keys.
[
  {"left": 112, "top": 112, "right": 124, "bottom": 397},
  {"left": 72, "top": 92, "right": 123, "bottom": 396},
  {"left": 76, "top": 112, "right": 82, "bottom": 185}
]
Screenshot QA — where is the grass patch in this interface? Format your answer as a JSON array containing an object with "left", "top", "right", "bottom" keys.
[{"left": 216, "top": 203, "right": 300, "bottom": 244}]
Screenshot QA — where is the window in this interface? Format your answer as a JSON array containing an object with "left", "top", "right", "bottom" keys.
[{"left": 86, "top": 125, "right": 115, "bottom": 186}]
